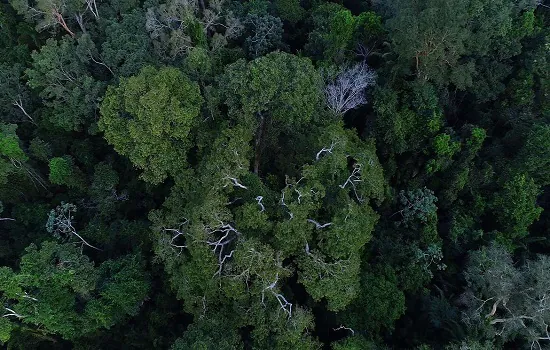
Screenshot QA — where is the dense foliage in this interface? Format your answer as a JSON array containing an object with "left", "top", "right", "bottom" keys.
[{"left": 0, "top": 0, "right": 549, "bottom": 348}]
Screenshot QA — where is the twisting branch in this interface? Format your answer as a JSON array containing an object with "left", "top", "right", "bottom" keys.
[
  {"left": 294, "top": 188, "right": 303, "bottom": 204},
  {"left": 286, "top": 177, "right": 305, "bottom": 204},
  {"left": 223, "top": 176, "right": 248, "bottom": 189},
  {"left": 280, "top": 191, "right": 293, "bottom": 220},
  {"left": 486, "top": 298, "right": 502, "bottom": 318},
  {"left": 216, "top": 249, "right": 235, "bottom": 277},
  {"left": 307, "top": 219, "right": 332, "bottom": 229},
  {"left": 205, "top": 222, "right": 241, "bottom": 277},
  {"left": 255, "top": 196, "right": 265, "bottom": 212},
  {"left": 333, "top": 325, "right": 355, "bottom": 336},
  {"left": 163, "top": 219, "right": 190, "bottom": 254},
  {"left": 278, "top": 176, "right": 309, "bottom": 218},
  {"left": 262, "top": 273, "right": 292, "bottom": 318},
  {"left": 315, "top": 141, "right": 337, "bottom": 161},
  {"left": 339, "top": 163, "right": 364, "bottom": 202}
]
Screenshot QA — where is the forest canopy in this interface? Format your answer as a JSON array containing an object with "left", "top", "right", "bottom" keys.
[{"left": 0, "top": 0, "right": 549, "bottom": 349}]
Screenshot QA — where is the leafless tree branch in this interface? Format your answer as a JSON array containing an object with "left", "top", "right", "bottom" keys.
[
  {"left": 307, "top": 219, "right": 332, "bottom": 229},
  {"left": 339, "top": 163, "right": 364, "bottom": 202},
  {"left": 325, "top": 62, "right": 376, "bottom": 115},
  {"left": 255, "top": 195, "right": 265, "bottom": 212}
]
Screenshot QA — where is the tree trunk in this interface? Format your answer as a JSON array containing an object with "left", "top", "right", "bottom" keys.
[
  {"left": 13, "top": 98, "right": 36, "bottom": 125},
  {"left": 53, "top": 10, "right": 75, "bottom": 37},
  {"left": 75, "top": 14, "right": 86, "bottom": 33}
]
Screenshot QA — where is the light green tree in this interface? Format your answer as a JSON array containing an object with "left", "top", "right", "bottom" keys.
[
  {"left": 491, "top": 173, "right": 542, "bottom": 244},
  {"left": 0, "top": 124, "right": 46, "bottom": 190},
  {"left": 99, "top": 66, "right": 203, "bottom": 184},
  {"left": 0, "top": 242, "right": 150, "bottom": 342},
  {"left": 48, "top": 156, "right": 84, "bottom": 189}
]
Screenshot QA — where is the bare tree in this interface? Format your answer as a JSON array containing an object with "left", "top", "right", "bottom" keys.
[
  {"left": 461, "top": 244, "right": 550, "bottom": 349},
  {"left": 145, "top": 0, "right": 243, "bottom": 60},
  {"left": 325, "top": 62, "right": 377, "bottom": 116},
  {"left": 46, "top": 203, "right": 101, "bottom": 251},
  {"left": 244, "top": 14, "right": 283, "bottom": 57},
  {"left": 111, "top": 189, "right": 128, "bottom": 201}
]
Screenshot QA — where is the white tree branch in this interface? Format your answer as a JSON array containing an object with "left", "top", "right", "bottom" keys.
[
  {"left": 333, "top": 325, "right": 355, "bottom": 335},
  {"left": 255, "top": 195, "right": 265, "bottom": 212},
  {"left": 307, "top": 219, "right": 332, "bottom": 229},
  {"left": 3, "top": 307, "right": 24, "bottom": 319},
  {"left": 262, "top": 273, "right": 292, "bottom": 318},
  {"left": 223, "top": 176, "right": 247, "bottom": 189},
  {"left": 315, "top": 141, "right": 337, "bottom": 161},
  {"left": 325, "top": 62, "right": 376, "bottom": 115},
  {"left": 339, "top": 163, "right": 364, "bottom": 202}
]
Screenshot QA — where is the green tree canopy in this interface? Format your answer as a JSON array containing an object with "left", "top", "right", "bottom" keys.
[
  {"left": 26, "top": 36, "right": 104, "bottom": 131},
  {"left": 99, "top": 65, "right": 203, "bottom": 184}
]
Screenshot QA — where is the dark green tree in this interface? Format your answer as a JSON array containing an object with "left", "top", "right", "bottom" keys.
[{"left": 26, "top": 36, "right": 104, "bottom": 131}]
